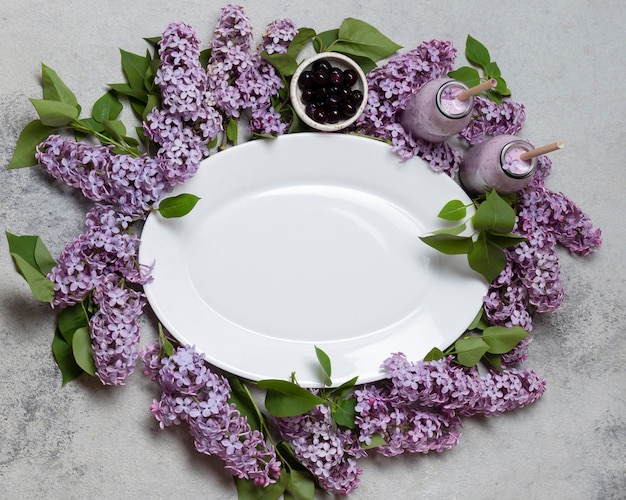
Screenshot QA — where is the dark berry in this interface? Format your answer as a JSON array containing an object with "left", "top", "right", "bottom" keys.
[
  {"left": 343, "top": 69, "right": 358, "bottom": 86},
  {"left": 313, "top": 69, "right": 330, "bottom": 86},
  {"left": 301, "top": 88, "right": 316, "bottom": 104},
  {"left": 341, "top": 101, "right": 357, "bottom": 117},
  {"left": 298, "top": 58, "right": 364, "bottom": 125},
  {"left": 328, "top": 109, "right": 342, "bottom": 123},
  {"left": 312, "top": 59, "right": 332, "bottom": 73},
  {"left": 349, "top": 89, "right": 364, "bottom": 105},
  {"left": 329, "top": 68, "right": 344, "bottom": 85},
  {"left": 327, "top": 94, "right": 342, "bottom": 108},
  {"left": 298, "top": 70, "right": 315, "bottom": 89},
  {"left": 312, "top": 108, "right": 329, "bottom": 123}
]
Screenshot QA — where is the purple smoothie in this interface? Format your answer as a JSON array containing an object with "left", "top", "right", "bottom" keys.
[
  {"left": 459, "top": 134, "right": 537, "bottom": 195},
  {"left": 400, "top": 78, "right": 473, "bottom": 143}
]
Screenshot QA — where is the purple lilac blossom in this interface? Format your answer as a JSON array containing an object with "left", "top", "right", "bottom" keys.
[
  {"left": 89, "top": 274, "right": 145, "bottom": 385},
  {"left": 141, "top": 344, "right": 281, "bottom": 487},
  {"left": 145, "top": 22, "right": 223, "bottom": 183},
  {"left": 206, "top": 7, "right": 294, "bottom": 135},
  {"left": 460, "top": 95, "right": 526, "bottom": 145},
  {"left": 36, "top": 136, "right": 170, "bottom": 218},
  {"left": 206, "top": 4, "right": 255, "bottom": 118},
  {"left": 47, "top": 204, "right": 152, "bottom": 309},
  {"left": 274, "top": 404, "right": 366, "bottom": 495},
  {"left": 355, "top": 40, "right": 462, "bottom": 176}
]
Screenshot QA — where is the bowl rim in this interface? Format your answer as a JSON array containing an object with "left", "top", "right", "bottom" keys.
[{"left": 289, "top": 51, "right": 369, "bottom": 132}]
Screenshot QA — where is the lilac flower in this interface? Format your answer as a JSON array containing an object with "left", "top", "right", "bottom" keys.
[
  {"left": 355, "top": 40, "right": 462, "bottom": 176},
  {"left": 354, "top": 384, "right": 461, "bottom": 457},
  {"left": 89, "top": 274, "right": 145, "bottom": 385},
  {"left": 460, "top": 96, "right": 526, "bottom": 145},
  {"left": 206, "top": 7, "right": 293, "bottom": 135},
  {"left": 145, "top": 22, "right": 223, "bottom": 183},
  {"left": 206, "top": 5, "right": 255, "bottom": 118},
  {"left": 36, "top": 136, "right": 170, "bottom": 217},
  {"left": 47, "top": 204, "right": 152, "bottom": 309},
  {"left": 141, "top": 344, "right": 281, "bottom": 487},
  {"left": 274, "top": 404, "right": 365, "bottom": 495},
  {"left": 379, "top": 353, "right": 546, "bottom": 418}
]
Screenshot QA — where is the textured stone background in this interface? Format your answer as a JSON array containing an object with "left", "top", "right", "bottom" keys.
[{"left": 1, "top": 1, "right": 624, "bottom": 498}]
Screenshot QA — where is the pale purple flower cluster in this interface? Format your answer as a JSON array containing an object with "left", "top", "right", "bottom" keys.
[
  {"left": 141, "top": 344, "right": 281, "bottom": 487},
  {"left": 206, "top": 6, "right": 293, "bottom": 135},
  {"left": 260, "top": 17, "right": 298, "bottom": 55},
  {"left": 484, "top": 155, "right": 601, "bottom": 328},
  {"left": 47, "top": 204, "right": 151, "bottom": 309},
  {"left": 145, "top": 22, "right": 223, "bottom": 184},
  {"left": 355, "top": 40, "right": 462, "bottom": 176},
  {"left": 89, "top": 275, "right": 145, "bottom": 385},
  {"left": 460, "top": 96, "right": 526, "bottom": 145},
  {"left": 274, "top": 404, "right": 366, "bottom": 495},
  {"left": 351, "top": 352, "right": 545, "bottom": 457},
  {"left": 36, "top": 136, "right": 169, "bottom": 217}
]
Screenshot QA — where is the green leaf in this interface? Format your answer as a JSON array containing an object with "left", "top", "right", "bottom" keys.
[
  {"left": 465, "top": 34, "right": 491, "bottom": 70},
  {"left": 314, "top": 346, "right": 332, "bottom": 386},
  {"left": 481, "top": 325, "right": 529, "bottom": 354},
  {"left": 226, "top": 117, "right": 238, "bottom": 144},
  {"left": 6, "top": 232, "right": 55, "bottom": 302},
  {"left": 108, "top": 83, "right": 149, "bottom": 102},
  {"left": 447, "top": 66, "right": 481, "bottom": 87},
  {"left": 287, "top": 469, "right": 316, "bottom": 500},
  {"left": 257, "top": 380, "right": 326, "bottom": 417},
  {"left": 158, "top": 323, "right": 175, "bottom": 357},
  {"left": 235, "top": 471, "right": 288, "bottom": 500},
  {"left": 424, "top": 346, "right": 444, "bottom": 361},
  {"left": 467, "top": 307, "right": 489, "bottom": 331},
  {"left": 52, "top": 331, "right": 84, "bottom": 385},
  {"left": 120, "top": 49, "right": 150, "bottom": 91},
  {"left": 313, "top": 29, "right": 339, "bottom": 53},
  {"left": 419, "top": 233, "right": 473, "bottom": 255},
  {"left": 484, "top": 61, "right": 502, "bottom": 78},
  {"left": 8, "top": 119, "right": 57, "bottom": 169},
  {"left": 72, "top": 326, "right": 96, "bottom": 376},
  {"left": 76, "top": 117, "right": 105, "bottom": 134},
  {"left": 334, "top": 18, "right": 402, "bottom": 61},
  {"left": 360, "top": 433, "right": 387, "bottom": 450},
  {"left": 199, "top": 48, "right": 211, "bottom": 69},
  {"left": 29, "top": 98, "right": 79, "bottom": 127},
  {"left": 9, "top": 253, "right": 54, "bottom": 301},
  {"left": 261, "top": 52, "right": 299, "bottom": 76},
  {"left": 103, "top": 119, "right": 127, "bottom": 141},
  {"left": 143, "top": 92, "right": 160, "bottom": 120},
  {"left": 92, "top": 91, "right": 123, "bottom": 123},
  {"left": 483, "top": 352, "right": 502, "bottom": 371},
  {"left": 330, "top": 375, "right": 359, "bottom": 399},
  {"left": 347, "top": 54, "right": 378, "bottom": 74},
  {"left": 157, "top": 193, "right": 201, "bottom": 218},
  {"left": 287, "top": 28, "right": 316, "bottom": 58},
  {"left": 467, "top": 232, "right": 508, "bottom": 283},
  {"left": 333, "top": 397, "right": 357, "bottom": 428},
  {"left": 486, "top": 230, "right": 527, "bottom": 249},
  {"left": 454, "top": 336, "right": 490, "bottom": 367},
  {"left": 431, "top": 223, "right": 468, "bottom": 236},
  {"left": 472, "top": 190, "right": 516, "bottom": 233},
  {"left": 41, "top": 64, "right": 78, "bottom": 107},
  {"left": 438, "top": 199, "right": 467, "bottom": 221},
  {"left": 6, "top": 232, "right": 56, "bottom": 275},
  {"left": 58, "top": 303, "right": 89, "bottom": 344},
  {"left": 228, "top": 378, "right": 264, "bottom": 431}
]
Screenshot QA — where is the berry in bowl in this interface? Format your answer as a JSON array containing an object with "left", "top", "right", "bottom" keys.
[{"left": 290, "top": 52, "right": 368, "bottom": 132}]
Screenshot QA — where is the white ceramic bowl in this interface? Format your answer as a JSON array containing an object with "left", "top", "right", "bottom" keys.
[{"left": 289, "top": 52, "right": 368, "bottom": 132}]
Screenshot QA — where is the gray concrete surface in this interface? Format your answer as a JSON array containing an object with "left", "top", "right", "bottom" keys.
[{"left": 1, "top": 1, "right": 624, "bottom": 498}]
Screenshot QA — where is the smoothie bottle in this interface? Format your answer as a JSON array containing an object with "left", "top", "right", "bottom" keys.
[
  {"left": 400, "top": 78, "right": 474, "bottom": 143},
  {"left": 459, "top": 134, "right": 537, "bottom": 195}
]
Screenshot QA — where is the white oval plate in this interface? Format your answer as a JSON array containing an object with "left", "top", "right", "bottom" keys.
[{"left": 139, "top": 133, "right": 487, "bottom": 387}]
